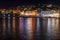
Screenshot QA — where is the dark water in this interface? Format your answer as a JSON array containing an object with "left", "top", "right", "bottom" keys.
[{"left": 0, "top": 16, "right": 60, "bottom": 40}]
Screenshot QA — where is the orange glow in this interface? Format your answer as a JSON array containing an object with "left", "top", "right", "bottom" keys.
[
  {"left": 12, "top": 10, "right": 19, "bottom": 14},
  {"left": 32, "top": 10, "right": 38, "bottom": 16},
  {"left": 20, "top": 10, "right": 38, "bottom": 16},
  {"left": 20, "top": 11, "right": 25, "bottom": 15},
  {"left": 1, "top": 10, "right": 5, "bottom": 13}
]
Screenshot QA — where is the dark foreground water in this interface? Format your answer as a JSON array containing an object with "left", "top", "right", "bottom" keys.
[{"left": 0, "top": 16, "right": 60, "bottom": 40}]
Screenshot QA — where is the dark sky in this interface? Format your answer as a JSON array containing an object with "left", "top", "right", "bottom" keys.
[{"left": 0, "top": 0, "right": 60, "bottom": 8}]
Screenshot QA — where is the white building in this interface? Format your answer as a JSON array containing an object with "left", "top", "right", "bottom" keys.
[{"left": 39, "top": 10, "right": 59, "bottom": 17}]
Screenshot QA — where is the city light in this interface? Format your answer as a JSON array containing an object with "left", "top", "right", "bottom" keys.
[
  {"left": 20, "top": 11, "right": 25, "bottom": 15},
  {"left": 0, "top": 5, "right": 59, "bottom": 18},
  {"left": 12, "top": 10, "right": 19, "bottom": 14}
]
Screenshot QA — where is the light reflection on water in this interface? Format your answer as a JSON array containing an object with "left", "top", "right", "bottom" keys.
[
  {"left": 26, "top": 18, "right": 33, "bottom": 40},
  {"left": 51, "top": 18, "right": 60, "bottom": 40},
  {"left": 1, "top": 17, "right": 60, "bottom": 40},
  {"left": 47, "top": 18, "right": 51, "bottom": 40},
  {"left": 19, "top": 18, "right": 60, "bottom": 40},
  {"left": 2, "top": 16, "right": 6, "bottom": 40}
]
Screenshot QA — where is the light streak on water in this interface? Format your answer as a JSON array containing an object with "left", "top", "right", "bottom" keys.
[
  {"left": 12, "top": 17, "right": 16, "bottom": 33},
  {"left": 26, "top": 18, "right": 36, "bottom": 40},
  {"left": 47, "top": 18, "right": 51, "bottom": 40},
  {"left": 2, "top": 14, "right": 6, "bottom": 39},
  {"left": 19, "top": 18, "right": 26, "bottom": 34},
  {"left": 51, "top": 18, "right": 59, "bottom": 40},
  {"left": 5, "top": 14, "right": 11, "bottom": 39},
  {"left": 7, "top": 14, "right": 11, "bottom": 36},
  {"left": 36, "top": 18, "right": 41, "bottom": 39},
  {"left": 19, "top": 18, "right": 27, "bottom": 40},
  {"left": 12, "top": 17, "right": 16, "bottom": 38},
  {"left": 26, "top": 18, "right": 33, "bottom": 40},
  {"left": 37, "top": 18, "right": 40, "bottom": 32}
]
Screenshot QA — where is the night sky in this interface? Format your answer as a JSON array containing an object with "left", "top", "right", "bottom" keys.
[{"left": 0, "top": 0, "right": 60, "bottom": 8}]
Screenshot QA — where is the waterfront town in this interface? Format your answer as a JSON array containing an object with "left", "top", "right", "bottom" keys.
[
  {"left": 0, "top": 4, "right": 60, "bottom": 17},
  {"left": 0, "top": 4, "right": 60, "bottom": 40}
]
